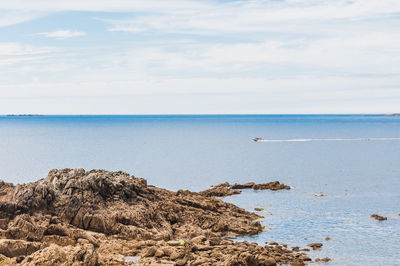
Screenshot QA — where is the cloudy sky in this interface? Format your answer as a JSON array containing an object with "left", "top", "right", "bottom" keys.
[{"left": 0, "top": 0, "right": 399, "bottom": 114}]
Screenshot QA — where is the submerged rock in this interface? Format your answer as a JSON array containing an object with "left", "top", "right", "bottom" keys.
[
  {"left": 370, "top": 214, "right": 387, "bottom": 221},
  {"left": 307, "top": 243, "right": 323, "bottom": 250},
  {"left": 315, "top": 257, "right": 331, "bottom": 263},
  {"left": 0, "top": 169, "right": 308, "bottom": 265},
  {"left": 200, "top": 181, "right": 290, "bottom": 197}
]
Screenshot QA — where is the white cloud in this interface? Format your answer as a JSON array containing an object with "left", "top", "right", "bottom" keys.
[
  {"left": 102, "top": 0, "right": 400, "bottom": 35},
  {"left": 0, "top": 42, "right": 56, "bottom": 67},
  {"left": 0, "top": 0, "right": 399, "bottom": 113},
  {"left": 0, "top": 10, "right": 45, "bottom": 28},
  {"left": 0, "top": 0, "right": 207, "bottom": 13},
  {"left": 37, "top": 29, "right": 86, "bottom": 39}
]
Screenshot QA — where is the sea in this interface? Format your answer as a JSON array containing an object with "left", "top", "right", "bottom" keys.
[{"left": 0, "top": 115, "right": 399, "bottom": 265}]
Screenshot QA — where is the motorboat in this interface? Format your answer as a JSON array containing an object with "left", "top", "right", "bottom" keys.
[{"left": 252, "top": 137, "right": 264, "bottom": 142}]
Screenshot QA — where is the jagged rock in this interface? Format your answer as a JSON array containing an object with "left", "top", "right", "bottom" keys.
[
  {"left": 231, "top": 182, "right": 256, "bottom": 189},
  {"left": 371, "top": 214, "right": 387, "bottom": 221},
  {"left": 252, "top": 181, "right": 290, "bottom": 191},
  {"left": 199, "top": 183, "right": 241, "bottom": 197},
  {"left": 154, "top": 248, "right": 164, "bottom": 257},
  {"left": 0, "top": 169, "right": 309, "bottom": 265},
  {"left": 0, "top": 239, "right": 41, "bottom": 257},
  {"left": 316, "top": 257, "right": 331, "bottom": 263},
  {"left": 200, "top": 181, "right": 290, "bottom": 197},
  {"left": 307, "top": 243, "right": 323, "bottom": 250},
  {"left": 142, "top": 246, "right": 157, "bottom": 257}
]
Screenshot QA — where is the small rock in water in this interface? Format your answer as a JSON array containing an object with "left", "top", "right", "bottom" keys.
[
  {"left": 200, "top": 181, "right": 290, "bottom": 197},
  {"left": 307, "top": 243, "right": 323, "bottom": 250},
  {"left": 325, "top": 237, "right": 331, "bottom": 241},
  {"left": 254, "top": 207, "right": 264, "bottom": 211},
  {"left": 370, "top": 214, "right": 387, "bottom": 221},
  {"left": 316, "top": 257, "right": 332, "bottom": 263}
]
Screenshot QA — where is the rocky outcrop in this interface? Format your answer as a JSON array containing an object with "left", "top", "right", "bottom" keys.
[
  {"left": 200, "top": 181, "right": 290, "bottom": 197},
  {"left": 307, "top": 243, "right": 323, "bottom": 250},
  {"left": 232, "top": 181, "right": 290, "bottom": 191},
  {"left": 199, "top": 182, "right": 241, "bottom": 197},
  {"left": 315, "top": 257, "right": 331, "bottom": 263},
  {"left": 0, "top": 169, "right": 309, "bottom": 265},
  {"left": 370, "top": 214, "right": 387, "bottom": 221}
]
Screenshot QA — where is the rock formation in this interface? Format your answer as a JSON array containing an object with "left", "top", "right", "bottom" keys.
[
  {"left": 200, "top": 181, "right": 290, "bottom": 197},
  {"left": 0, "top": 169, "right": 309, "bottom": 265},
  {"left": 370, "top": 214, "right": 387, "bottom": 221},
  {"left": 307, "top": 243, "right": 323, "bottom": 250}
]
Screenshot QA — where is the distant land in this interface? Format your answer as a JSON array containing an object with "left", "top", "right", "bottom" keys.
[
  {"left": 5, "top": 114, "right": 43, "bottom": 117},
  {"left": 1, "top": 113, "right": 399, "bottom": 117},
  {"left": 382, "top": 113, "right": 400, "bottom": 116}
]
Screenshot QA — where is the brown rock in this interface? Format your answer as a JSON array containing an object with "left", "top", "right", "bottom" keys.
[
  {"left": 191, "top": 257, "right": 209, "bottom": 265},
  {"left": 155, "top": 248, "right": 164, "bottom": 257},
  {"left": 252, "top": 181, "right": 291, "bottom": 191},
  {"left": 231, "top": 182, "right": 255, "bottom": 189},
  {"left": 0, "top": 239, "right": 41, "bottom": 257},
  {"left": 200, "top": 181, "right": 290, "bottom": 198},
  {"left": 199, "top": 184, "right": 241, "bottom": 197},
  {"left": 299, "top": 255, "right": 312, "bottom": 261},
  {"left": 371, "top": 214, "right": 387, "bottom": 221},
  {"left": 170, "top": 250, "right": 184, "bottom": 260},
  {"left": 0, "top": 169, "right": 308, "bottom": 266},
  {"left": 167, "top": 240, "right": 181, "bottom": 246},
  {"left": 261, "top": 257, "right": 277, "bottom": 265},
  {"left": 307, "top": 243, "right": 323, "bottom": 250},
  {"left": 191, "top": 235, "right": 206, "bottom": 244},
  {"left": 142, "top": 246, "right": 157, "bottom": 257},
  {"left": 176, "top": 256, "right": 188, "bottom": 265},
  {"left": 209, "top": 236, "right": 221, "bottom": 246},
  {"left": 161, "top": 246, "right": 175, "bottom": 256},
  {"left": 315, "top": 257, "right": 331, "bottom": 263}
]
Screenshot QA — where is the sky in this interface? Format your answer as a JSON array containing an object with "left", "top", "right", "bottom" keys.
[{"left": 0, "top": 0, "right": 399, "bottom": 114}]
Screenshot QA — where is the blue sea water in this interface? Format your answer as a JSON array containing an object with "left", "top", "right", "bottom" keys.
[{"left": 0, "top": 115, "right": 399, "bottom": 265}]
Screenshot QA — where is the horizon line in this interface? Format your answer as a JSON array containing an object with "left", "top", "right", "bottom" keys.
[{"left": 1, "top": 113, "right": 399, "bottom": 116}]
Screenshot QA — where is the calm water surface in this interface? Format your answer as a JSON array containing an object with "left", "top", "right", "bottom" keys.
[{"left": 0, "top": 115, "right": 399, "bottom": 265}]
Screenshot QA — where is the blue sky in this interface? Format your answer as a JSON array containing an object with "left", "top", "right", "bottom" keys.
[{"left": 1, "top": 0, "right": 399, "bottom": 114}]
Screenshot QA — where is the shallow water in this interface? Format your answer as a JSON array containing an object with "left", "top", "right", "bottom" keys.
[{"left": 0, "top": 115, "right": 399, "bottom": 265}]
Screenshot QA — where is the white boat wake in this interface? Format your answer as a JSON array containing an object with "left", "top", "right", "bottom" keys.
[{"left": 256, "top": 138, "right": 400, "bottom": 143}]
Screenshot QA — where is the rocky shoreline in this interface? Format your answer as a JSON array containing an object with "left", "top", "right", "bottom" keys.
[
  {"left": 0, "top": 169, "right": 311, "bottom": 265},
  {"left": 200, "top": 181, "right": 290, "bottom": 197}
]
